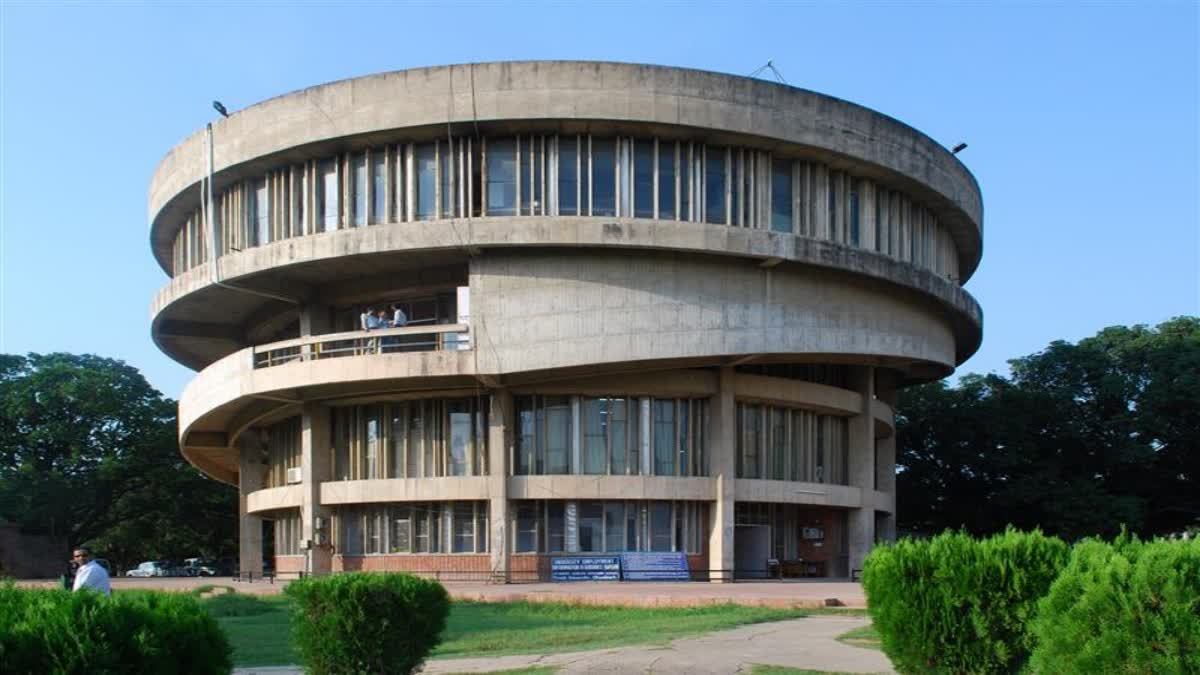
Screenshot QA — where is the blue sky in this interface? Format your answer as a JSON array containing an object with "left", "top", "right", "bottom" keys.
[{"left": 1, "top": 2, "right": 1196, "bottom": 399}]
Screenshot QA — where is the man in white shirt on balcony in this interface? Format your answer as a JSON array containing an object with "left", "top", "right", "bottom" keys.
[{"left": 72, "top": 547, "right": 111, "bottom": 596}]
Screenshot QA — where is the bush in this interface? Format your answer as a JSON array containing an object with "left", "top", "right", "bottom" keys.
[
  {"left": 285, "top": 572, "right": 450, "bottom": 674},
  {"left": 862, "top": 528, "right": 1068, "bottom": 674},
  {"left": 1030, "top": 535, "right": 1200, "bottom": 674},
  {"left": 0, "top": 583, "right": 232, "bottom": 675}
]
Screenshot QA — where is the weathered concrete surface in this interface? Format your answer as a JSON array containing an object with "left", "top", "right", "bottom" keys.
[{"left": 150, "top": 61, "right": 981, "bottom": 278}]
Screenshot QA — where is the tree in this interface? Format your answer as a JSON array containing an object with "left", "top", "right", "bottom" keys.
[
  {"left": 0, "top": 353, "right": 235, "bottom": 568},
  {"left": 896, "top": 317, "right": 1200, "bottom": 540}
]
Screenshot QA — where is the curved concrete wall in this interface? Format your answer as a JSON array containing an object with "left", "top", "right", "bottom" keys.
[
  {"left": 471, "top": 250, "right": 958, "bottom": 374},
  {"left": 149, "top": 61, "right": 981, "bottom": 278}
]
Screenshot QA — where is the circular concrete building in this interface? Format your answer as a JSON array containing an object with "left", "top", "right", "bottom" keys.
[{"left": 149, "top": 61, "right": 982, "bottom": 581}]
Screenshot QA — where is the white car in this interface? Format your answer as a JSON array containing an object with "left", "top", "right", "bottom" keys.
[{"left": 124, "top": 561, "right": 172, "bottom": 577}]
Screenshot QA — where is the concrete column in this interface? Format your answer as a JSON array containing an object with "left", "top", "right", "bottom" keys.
[
  {"left": 708, "top": 366, "right": 736, "bottom": 582},
  {"left": 847, "top": 366, "right": 876, "bottom": 576},
  {"left": 875, "top": 370, "right": 899, "bottom": 543},
  {"left": 238, "top": 439, "right": 265, "bottom": 578},
  {"left": 301, "top": 402, "right": 333, "bottom": 576},
  {"left": 299, "top": 303, "right": 331, "bottom": 337},
  {"left": 488, "top": 391, "right": 513, "bottom": 580}
]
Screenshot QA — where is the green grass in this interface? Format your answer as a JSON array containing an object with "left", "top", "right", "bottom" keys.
[
  {"left": 751, "top": 666, "right": 888, "bottom": 675},
  {"left": 432, "top": 600, "right": 809, "bottom": 659},
  {"left": 203, "top": 593, "right": 812, "bottom": 667},
  {"left": 835, "top": 623, "right": 881, "bottom": 651}
]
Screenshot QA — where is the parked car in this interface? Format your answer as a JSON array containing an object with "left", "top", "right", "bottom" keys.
[
  {"left": 182, "top": 558, "right": 226, "bottom": 577},
  {"left": 124, "top": 560, "right": 173, "bottom": 577}
]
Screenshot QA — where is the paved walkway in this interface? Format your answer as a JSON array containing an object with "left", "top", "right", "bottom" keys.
[{"left": 234, "top": 616, "right": 894, "bottom": 675}]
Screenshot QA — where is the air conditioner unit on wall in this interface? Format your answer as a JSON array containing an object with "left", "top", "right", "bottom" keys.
[
  {"left": 286, "top": 467, "right": 303, "bottom": 484},
  {"left": 802, "top": 527, "right": 825, "bottom": 540}
]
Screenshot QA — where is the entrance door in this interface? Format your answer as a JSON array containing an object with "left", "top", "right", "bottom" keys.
[{"left": 734, "top": 524, "right": 771, "bottom": 579}]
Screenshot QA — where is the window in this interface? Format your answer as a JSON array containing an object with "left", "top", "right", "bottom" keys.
[
  {"left": 264, "top": 417, "right": 301, "bottom": 488},
  {"left": 253, "top": 178, "right": 270, "bottom": 245},
  {"left": 736, "top": 402, "right": 848, "bottom": 484},
  {"left": 558, "top": 136, "right": 578, "bottom": 215},
  {"left": 658, "top": 141, "right": 676, "bottom": 220},
  {"left": 582, "top": 398, "right": 606, "bottom": 475},
  {"left": 319, "top": 160, "right": 338, "bottom": 231},
  {"left": 371, "top": 151, "right": 387, "bottom": 224},
  {"left": 633, "top": 140, "right": 654, "bottom": 218},
  {"left": 453, "top": 502, "right": 475, "bottom": 553},
  {"left": 849, "top": 188, "right": 860, "bottom": 247},
  {"left": 274, "top": 511, "right": 301, "bottom": 556},
  {"left": 511, "top": 500, "right": 706, "bottom": 554},
  {"left": 591, "top": 138, "right": 616, "bottom": 216},
  {"left": 771, "top": 159, "right": 793, "bottom": 232},
  {"left": 653, "top": 399, "right": 675, "bottom": 476},
  {"left": 415, "top": 143, "right": 437, "bottom": 220},
  {"left": 705, "top": 146, "right": 726, "bottom": 224},
  {"left": 440, "top": 141, "right": 454, "bottom": 219},
  {"left": 332, "top": 399, "right": 487, "bottom": 481},
  {"left": 352, "top": 153, "right": 368, "bottom": 227},
  {"left": 487, "top": 138, "right": 517, "bottom": 216}
]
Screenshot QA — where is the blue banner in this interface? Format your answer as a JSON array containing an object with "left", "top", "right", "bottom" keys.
[
  {"left": 620, "top": 551, "right": 691, "bottom": 581},
  {"left": 550, "top": 556, "right": 621, "bottom": 582}
]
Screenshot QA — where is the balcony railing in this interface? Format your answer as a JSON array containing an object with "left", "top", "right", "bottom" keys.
[{"left": 253, "top": 324, "right": 470, "bottom": 369}]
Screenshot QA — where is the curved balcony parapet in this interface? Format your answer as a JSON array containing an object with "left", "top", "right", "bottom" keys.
[
  {"left": 734, "top": 479, "right": 862, "bottom": 509},
  {"left": 254, "top": 324, "right": 469, "bottom": 368}
]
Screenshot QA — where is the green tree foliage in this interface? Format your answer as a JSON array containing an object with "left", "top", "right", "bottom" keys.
[
  {"left": 0, "top": 353, "right": 235, "bottom": 568},
  {"left": 285, "top": 572, "right": 450, "bottom": 674},
  {"left": 897, "top": 317, "right": 1200, "bottom": 539},
  {"left": 0, "top": 582, "right": 232, "bottom": 674},
  {"left": 862, "top": 529, "right": 1069, "bottom": 674},
  {"left": 1030, "top": 535, "right": 1200, "bottom": 674}
]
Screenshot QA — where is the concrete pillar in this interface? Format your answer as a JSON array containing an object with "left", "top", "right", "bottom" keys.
[
  {"left": 299, "top": 303, "right": 331, "bottom": 337},
  {"left": 708, "top": 366, "right": 737, "bottom": 582},
  {"left": 487, "top": 390, "right": 513, "bottom": 581},
  {"left": 875, "top": 370, "right": 899, "bottom": 544},
  {"left": 847, "top": 366, "right": 876, "bottom": 576},
  {"left": 238, "top": 439, "right": 265, "bottom": 578},
  {"left": 301, "top": 402, "right": 333, "bottom": 576}
]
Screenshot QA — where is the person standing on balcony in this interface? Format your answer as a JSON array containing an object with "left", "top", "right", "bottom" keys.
[{"left": 390, "top": 303, "right": 408, "bottom": 328}]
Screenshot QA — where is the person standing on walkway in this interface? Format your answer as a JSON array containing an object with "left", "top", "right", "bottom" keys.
[{"left": 71, "top": 546, "right": 111, "bottom": 596}]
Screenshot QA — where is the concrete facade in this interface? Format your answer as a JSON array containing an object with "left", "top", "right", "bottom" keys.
[{"left": 149, "top": 61, "right": 982, "bottom": 581}]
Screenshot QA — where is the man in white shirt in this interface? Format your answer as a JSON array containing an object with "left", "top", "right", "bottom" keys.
[{"left": 71, "top": 546, "right": 111, "bottom": 596}]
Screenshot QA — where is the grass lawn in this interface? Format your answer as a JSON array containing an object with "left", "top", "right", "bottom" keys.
[
  {"left": 835, "top": 624, "right": 881, "bottom": 651},
  {"left": 201, "top": 590, "right": 814, "bottom": 668},
  {"left": 748, "top": 662, "right": 864, "bottom": 667}
]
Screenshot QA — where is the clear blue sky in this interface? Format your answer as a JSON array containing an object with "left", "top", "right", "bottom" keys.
[{"left": 1, "top": 2, "right": 1196, "bottom": 400}]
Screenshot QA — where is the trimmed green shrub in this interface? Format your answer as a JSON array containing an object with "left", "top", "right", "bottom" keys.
[
  {"left": 285, "top": 572, "right": 450, "bottom": 674},
  {"left": 1030, "top": 535, "right": 1200, "bottom": 674},
  {"left": 862, "top": 528, "right": 1068, "bottom": 674},
  {"left": 0, "top": 582, "right": 232, "bottom": 675}
]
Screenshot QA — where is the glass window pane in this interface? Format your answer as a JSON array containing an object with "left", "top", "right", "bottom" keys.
[
  {"left": 365, "top": 407, "right": 380, "bottom": 479},
  {"left": 583, "top": 398, "right": 606, "bottom": 475},
  {"left": 705, "top": 147, "right": 726, "bottom": 224},
  {"left": 604, "top": 502, "right": 625, "bottom": 552},
  {"left": 578, "top": 501, "right": 603, "bottom": 552},
  {"left": 320, "top": 160, "right": 338, "bottom": 231},
  {"left": 609, "top": 398, "right": 627, "bottom": 475},
  {"left": 546, "top": 502, "right": 565, "bottom": 552},
  {"left": 453, "top": 503, "right": 474, "bottom": 553},
  {"left": 487, "top": 138, "right": 517, "bottom": 216},
  {"left": 592, "top": 138, "right": 616, "bottom": 217},
  {"left": 390, "top": 508, "right": 411, "bottom": 553},
  {"left": 254, "top": 179, "right": 269, "bottom": 245},
  {"left": 517, "top": 398, "right": 535, "bottom": 475},
  {"left": 771, "top": 159, "right": 792, "bottom": 232},
  {"left": 342, "top": 509, "right": 362, "bottom": 555},
  {"left": 415, "top": 143, "right": 436, "bottom": 220},
  {"left": 849, "top": 189, "right": 860, "bottom": 246},
  {"left": 353, "top": 154, "right": 367, "bottom": 227},
  {"left": 516, "top": 503, "right": 538, "bottom": 552},
  {"left": 441, "top": 142, "right": 453, "bottom": 218},
  {"left": 559, "top": 137, "right": 577, "bottom": 215},
  {"left": 448, "top": 401, "right": 471, "bottom": 477},
  {"left": 650, "top": 502, "right": 672, "bottom": 552},
  {"left": 653, "top": 400, "right": 675, "bottom": 476},
  {"left": 658, "top": 142, "right": 675, "bottom": 220},
  {"left": 372, "top": 152, "right": 387, "bottom": 224},
  {"left": 544, "top": 396, "right": 571, "bottom": 474},
  {"left": 634, "top": 141, "right": 653, "bottom": 218}
]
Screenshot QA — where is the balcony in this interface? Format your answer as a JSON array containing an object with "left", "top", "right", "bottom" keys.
[{"left": 253, "top": 324, "right": 470, "bottom": 369}]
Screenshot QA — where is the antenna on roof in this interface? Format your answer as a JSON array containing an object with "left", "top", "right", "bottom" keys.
[{"left": 748, "top": 60, "right": 788, "bottom": 85}]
